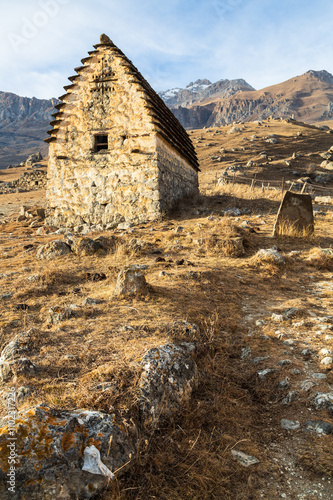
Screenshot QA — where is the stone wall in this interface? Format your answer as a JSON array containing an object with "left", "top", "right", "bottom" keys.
[
  {"left": 46, "top": 42, "right": 198, "bottom": 229},
  {"left": 156, "top": 136, "right": 199, "bottom": 212},
  {"left": 0, "top": 170, "right": 47, "bottom": 194}
]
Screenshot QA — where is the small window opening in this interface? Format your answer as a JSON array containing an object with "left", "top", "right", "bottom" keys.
[{"left": 94, "top": 134, "right": 108, "bottom": 152}]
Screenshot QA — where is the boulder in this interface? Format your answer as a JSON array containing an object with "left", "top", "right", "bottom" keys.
[
  {"left": 0, "top": 357, "right": 35, "bottom": 382},
  {"left": 113, "top": 265, "right": 149, "bottom": 298},
  {"left": 68, "top": 237, "right": 105, "bottom": 256},
  {"left": 138, "top": 343, "right": 197, "bottom": 425},
  {"left": 36, "top": 240, "right": 72, "bottom": 260},
  {"left": 0, "top": 404, "right": 133, "bottom": 499}
]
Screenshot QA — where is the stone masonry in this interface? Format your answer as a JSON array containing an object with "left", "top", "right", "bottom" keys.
[{"left": 45, "top": 34, "right": 199, "bottom": 228}]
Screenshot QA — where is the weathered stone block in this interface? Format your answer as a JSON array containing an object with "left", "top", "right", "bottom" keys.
[{"left": 273, "top": 191, "right": 314, "bottom": 236}]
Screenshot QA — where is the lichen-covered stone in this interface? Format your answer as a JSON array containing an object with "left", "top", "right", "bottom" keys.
[
  {"left": 36, "top": 240, "right": 72, "bottom": 260},
  {"left": 138, "top": 343, "right": 197, "bottom": 425},
  {"left": 113, "top": 265, "right": 149, "bottom": 298},
  {"left": 0, "top": 404, "right": 133, "bottom": 499}
]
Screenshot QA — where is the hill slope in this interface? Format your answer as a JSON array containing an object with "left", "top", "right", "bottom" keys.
[
  {"left": 170, "top": 70, "right": 333, "bottom": 128},
  {"left": 0, "top": 92, "right": 58, "bottom": 169}
]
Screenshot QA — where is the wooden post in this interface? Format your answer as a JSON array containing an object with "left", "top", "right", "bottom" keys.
[
  {"left": 281, "top": 177, "right": 285, "bottom": 194},
  {"left": 301, "top": 182, "right": 307, "bottom": 194},
  {"left": 288, "top": 182, "right": 294, "bottom": 192},
  {"left": 250, "top": 174, "right": 257, "bottom": 191}
]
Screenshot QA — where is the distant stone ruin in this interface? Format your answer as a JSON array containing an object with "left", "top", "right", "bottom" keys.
[
  {"left": 45, "top": 34, "right": 199, "bottom": 228},
  {"left": 273, "top": 191, "right": 314, "bottom": 236},
  {"left": 0, "top": 170, "right": 47, "bottom": 195}
]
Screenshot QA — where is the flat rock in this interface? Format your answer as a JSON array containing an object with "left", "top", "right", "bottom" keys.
[{"left": 231, "top": 449, "right": 260, "bottom": 467}]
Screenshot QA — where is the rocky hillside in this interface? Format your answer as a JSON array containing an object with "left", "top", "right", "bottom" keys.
[
  {"left": 170, "top": 70, "right": 333, "bottom": 129},
  {"left": 0, "top": 92, "right": 58, "bottom": 169},
  {"left": 158, "top": 78, "right": 255, "bottom": 108}
]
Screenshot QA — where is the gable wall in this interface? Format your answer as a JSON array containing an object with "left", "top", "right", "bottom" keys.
[
  {"left": 46, "top": 44, "right": 199, "bottom": 228},
  {"left": 47, "top": 47, "right": 161, "bottom": 227}
]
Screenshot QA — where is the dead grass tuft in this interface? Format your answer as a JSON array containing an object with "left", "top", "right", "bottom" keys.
[
  {"left": 274, "top": 219, "right": 314, "bottom": 238},
  {"left": 306, "top": 247, "right": 333, "bottom": 270}
]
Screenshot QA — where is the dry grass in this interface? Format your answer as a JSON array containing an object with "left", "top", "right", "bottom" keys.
[
  {"left": 1, "top": 119, "right": 333, "bottom": 498},
  {"left": 212, "top": 180, "right": 282, "bottom": 202},
  {"left": 274, "top": 219, "right": 315, "bottom": 238},
  {"left": 306, "top": 247, "right": 333, "bottom": 270}
]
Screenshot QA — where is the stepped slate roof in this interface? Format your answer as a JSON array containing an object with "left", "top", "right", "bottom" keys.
[{"left": 45, "top": 35, "right": 199, "bottom": 171}]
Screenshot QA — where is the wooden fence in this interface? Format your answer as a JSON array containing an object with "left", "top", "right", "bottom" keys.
[{"left": 217, "top": 173, "right": 333, "bottom": 197}]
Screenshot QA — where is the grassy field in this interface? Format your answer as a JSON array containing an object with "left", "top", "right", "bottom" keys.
[{"left": 1, "top": 118, "right": 333, "bottom": 498}]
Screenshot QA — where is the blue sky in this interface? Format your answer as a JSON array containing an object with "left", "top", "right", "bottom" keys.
[{"left": 1, "top": 0, "right": 333, "bottom": 99}]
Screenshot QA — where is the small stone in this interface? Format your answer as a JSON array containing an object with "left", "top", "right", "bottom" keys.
[
  {"left": 305, "top": 420, "right": 333, "bottom": 435},
  {"left": 69, "top": 237, "right": 105, "bottom": 256},
  {"left": 271, "top": 313, "right": 284, "bottom": 323},
  {"left": 312, "top": 373, "right": 327, "bottom": 380},
  {"left": 301, "top": 348, "right": 312, "bottom": 357},
  {"left": 255, "top": 320, "right": 266, "bottom": 327},
  {"left": 282, "top": 391, "right": 299, "bottom": 405},
  {"left": 231, "top": 450, "right": 260, "bottom": 467},
  {"left": 278, "top": 359, "right": 292, "bottom": 366},
  {"left": 0, "top": 292, "right": 13, "bottom": 300},
  {"left": 290, "top": 369, "right": 301, "bottom": 375},
  {"left": 240, "top": 347, "right": 251, "bottom": 359},
  {"left": 251, "top": 357, "right": 269, "bottom": 364},
  {"left": 82, "top": 297, "right": 101, "bottom": 306},
  {"left": 283, "top": 339, "right": 295, "bottom": 346},
  {"left": 257, "top": 368, "right": 276, "bottom": 380},
  {"left": 301, "top": 380, "right": 318, "bottom": 391},
  {"left": 321, "top": 356, "right": 333, "bottom": 366},
  {"left": 36, "top": 240, "right": 72, "bottom": 260},
  {"left": 280, "top": 419, "right": 300, "bottom": 430},
  {"left": 313, "top": 392, "right": 333, "bottom": 410},
  {"left": 27, "top": 274, "right": 40, "bottom": 282},
  {"left": 319, "top": 348, "right": 333, "bottom": 356},
  {"left": 113, "top": 266, "right": 149, "bottom": 298},
  {"left": 138, "top": 343, "right": 197, "bottom": 424},
  {"left": 278, "top": 379, "right": 290, "bottom": 389}
]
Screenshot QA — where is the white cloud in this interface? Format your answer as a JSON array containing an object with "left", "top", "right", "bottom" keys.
[{"left": 0, "top": 0, "right": 333, "bottom": 98}]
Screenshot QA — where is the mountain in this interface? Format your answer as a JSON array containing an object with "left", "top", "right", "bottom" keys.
[
  {"left": 0, "top": 92, "right": 58, "bottom": 169},
  {"left": 1, "top": 70, "right": 333, "bottom": 168},
  {"left": 159, "top": 78, "right": 255, "bottom": 108},
  {"left": 167, "top": 70, "right": 333, "bottom": 129}
]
